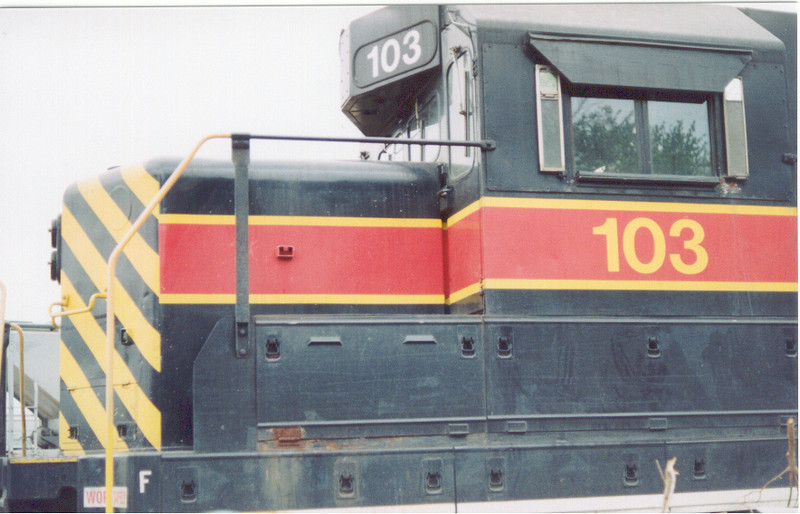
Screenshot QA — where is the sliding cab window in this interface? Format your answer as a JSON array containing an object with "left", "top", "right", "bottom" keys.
[
  {"left": 448, "top": 49, "right": 476, "bottom": 176},
  {"left": 570, "top": 88, "right": 713, "bottom": 178},
  {"left": 535, "top": 67, "right": 749, "bottom": 183}
]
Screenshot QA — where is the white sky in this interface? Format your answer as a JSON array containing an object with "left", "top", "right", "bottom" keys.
[{"left": 0, "top": 5, "right": 375, "bottom": 323}]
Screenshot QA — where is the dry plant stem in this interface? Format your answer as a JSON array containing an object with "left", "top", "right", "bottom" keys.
[
  {"left": 656, "top": 457, "right": 679, "bottom": 513},
  {"left": 757, "top": 417, "right": 798, "bottom": 507}
]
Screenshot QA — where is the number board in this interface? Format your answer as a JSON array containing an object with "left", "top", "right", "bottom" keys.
[{"left": 353, "top": 21, "right": 438, "bottom": 88}]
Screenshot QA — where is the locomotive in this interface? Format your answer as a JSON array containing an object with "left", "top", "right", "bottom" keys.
[{"left": 0, "top": 3, "right": 797, "bottom": 512}]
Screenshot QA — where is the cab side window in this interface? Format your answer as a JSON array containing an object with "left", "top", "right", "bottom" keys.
[
  {"left": 530, "top": 31, "right": 751, "bottom": 183},
  {"left": 536, "top": 66, "right": 748, "bottom": 182},
  {"left": 383, "top": 93, "right": 441, "bottom": 162}
]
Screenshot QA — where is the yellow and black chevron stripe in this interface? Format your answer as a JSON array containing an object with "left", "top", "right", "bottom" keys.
[{"left": 58, "top": 165, "right": 162, "bottom": 454}]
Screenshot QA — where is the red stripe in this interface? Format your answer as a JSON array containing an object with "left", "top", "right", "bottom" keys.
[
  {"left": 481, "top": 207, "right": 797, "bottom": 283},
  {"left": 160, "top": 205, "right": 797, "bottom": 300},
  {"left": 446, "top": 209, "right": 483, "bottom": 294},
  {"left": 159, "top": 223, "right": 444, "bottom": 295}
]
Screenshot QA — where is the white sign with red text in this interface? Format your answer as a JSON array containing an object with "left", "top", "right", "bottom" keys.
[{"left": 83, "top": 486, "right": 128, "bottom": 509}]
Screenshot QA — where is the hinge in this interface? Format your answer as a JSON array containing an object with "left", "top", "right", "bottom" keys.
[{"left": 437, "top": 163, "right": 454, "bottom": 219}]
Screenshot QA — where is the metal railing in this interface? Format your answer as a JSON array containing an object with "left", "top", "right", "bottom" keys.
[
  {"left": 1, "top": 283, "right": 28, "bottom": 456},
  {"left": 49, "top": 292, "right": 106, "bottom": 329}
]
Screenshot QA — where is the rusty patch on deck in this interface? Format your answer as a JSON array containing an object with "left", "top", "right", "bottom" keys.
[{"left": 272, "top": 426, "right": 304, "bottom": 446}]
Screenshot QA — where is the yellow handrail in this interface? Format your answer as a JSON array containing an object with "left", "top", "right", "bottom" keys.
[
  {"left": 49, "top": 292, "right": 107, "bottom": 329},
  {"left": 0, "top": 281, "right": 5, "bottom": 369},
  {"left": 9, "top": 323, "right": 25, "bottom": 457},
  {"left": 103, "top": 134, "right": 229, "bottom": 513},
  {"left": 1, "top": 284, "right": 27, "bottom": 457},
  {"left": 0, "top": 282, "right": 6, "bottom": 455}
]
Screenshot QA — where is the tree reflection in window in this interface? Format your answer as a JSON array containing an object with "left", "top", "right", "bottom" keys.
[
  {"left": 572, "top": 96, "right": 712, "bottom": 177},
  {"left": 648, "top": 101, "right": 712, "bottom": 176},
  {"left": 572, "top": 97, "right": 639, "bottom": 174}
]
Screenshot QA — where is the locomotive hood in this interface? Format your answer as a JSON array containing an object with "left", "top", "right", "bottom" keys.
[{"left": 143, "top": 157, "right": 441, "bottom": 219}]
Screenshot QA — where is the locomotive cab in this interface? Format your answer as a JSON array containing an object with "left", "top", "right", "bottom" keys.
[{"left": 343, "top": 4, "right": 797, "bottom": 317}]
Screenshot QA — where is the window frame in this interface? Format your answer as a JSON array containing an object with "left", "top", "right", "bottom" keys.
[
  {"left": 447, "top": 47, "right": 477, "bottom": 176},
  {"left": 533, "top": 67, "right": 746, "bottom": 186}
]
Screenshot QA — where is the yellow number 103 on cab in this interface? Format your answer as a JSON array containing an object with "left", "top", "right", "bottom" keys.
[{"left": 593, "top": 217, "right": 709, "bottom": 275}]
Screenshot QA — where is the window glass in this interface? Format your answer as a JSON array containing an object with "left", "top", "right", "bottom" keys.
[
  {"left": 408, "top": 124, "right": 422, "bottom": 161},
  {"left": 648, "top": 100, "right": 712, "bottom": 176},
  {"left": 540, "top": 100, "right": 562, "bottom": 169},
  {"left": 723, "top": 77, "right": 748, "bottom": 178},
  {"left": 422, "top": 104, "right": 441, "bottom": 162},
  {"left": 570, "top": 93, "right": 715, "bottom": 178},
  {"left": 408, "top": 95, "right": 441, "bottom": 162},
  {"left": 538, "top": 67, "right": 559, "bottom": 95},
  {"left": 389, "top": 138, "right": 405, "bottom": 161},
  {"left": 536, "top": 66, "right": 565, "bottom": 172},
  {"left": 571, "top": 97, "right": 639, "bottom": 174}
]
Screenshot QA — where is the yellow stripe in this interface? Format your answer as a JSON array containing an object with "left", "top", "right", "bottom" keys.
[
  {"left": 61, "top": 275, "right": 162, "bottom": 450},
  {"left": 253, "top": 293, "right": 445, "bottom": 304},
  {"left": 164, "top": 280, "right": 794, "bottom": 304},
  {"left": 446, "top": 197, "right": 796, "bottom": 229},
  {"left": 159, "top": 293, "right": 235, "bottom": 304},
  {"left": 483, "top": 278, "right": 798, "bottom": 293},
  {"left": 447, "top": 282, "right": 483, "bottom": 304},
  {"left": 60, "top": 341, "right": 128, "bottom": 451},
  {"left": 61, "top": 206, "right": 161, "bottom": 372},
  {"left": 119, "top": 164, "right": 160, "bottom": 213},
  {"left": 59, "top": 412, "right": 84, "bottom": 455},
  {"left": 9, "top": 457, "right": 79, "bottom": 464},
  {"left": 444, "top": 199, "right": 482, "bottom": 228},
  {"left": 159, "top": 214, "right": 233, "bottom": 225},
  {"left": 159, "top": 213, "right": 442, "bottom": 228},
  {"left": 480, "top": 197, "right": 798, "bottom": 216},
  {"left": 77, "top": 178, "right": 160, "bottom": 294},
  {"left": 160, "top": 293, "right": 446, "bottom": 305}
]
